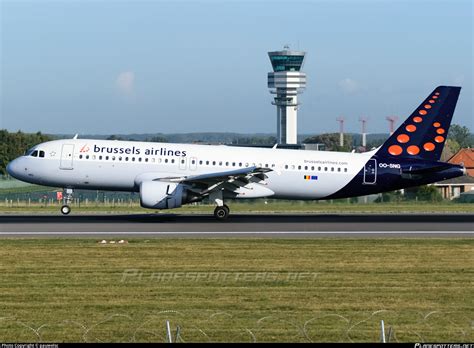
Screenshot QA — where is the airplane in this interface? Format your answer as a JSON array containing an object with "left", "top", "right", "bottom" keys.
[{"left": 7, "top": 86, "right": 466, "bottom": 220}]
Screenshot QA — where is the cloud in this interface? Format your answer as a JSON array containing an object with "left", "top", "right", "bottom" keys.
[
  {"left": 116, "top": 71, "right": 135, "bottom": 96},
  {"left": 338, "top": 78, "right": 360, "bottom": 94}
]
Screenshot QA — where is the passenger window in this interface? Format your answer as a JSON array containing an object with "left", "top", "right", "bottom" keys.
[
  {"left": 285, "top": 165, "right": 288, "bottom": 169},
  {"left": 232, "top": 162, "right": 236, "bottom": 167},
  {"left": 225, "top": 162, "right": 229, "bottom": 166},
  {"left": 338, "top": 167, "right": 341, "bottom": 172},
  {"left": 324, "top": 167, "right": 328, "bottom": 171},
  {"left": 171, "top": 159, "right": 175, "bottom": 163},
  {"left": 165, "top": 159, "right": 168, "bottom": 163},
  {"left": 331, "top": 167, "right": 334, "bottom": 172},
  {"left": 105, "top": 156, "right": 109, "bottom": 160},
  {"left": 344, "top": 168, "right": 348, "bottom": 172},
  {"left": 99, "top": 156, "right": 103, "bottom": 160},
  {"left": 212, "top": 161, "right": 216, "bottom": 165},
  {"left": 206, "top": 161, "right": 209, "bottom": 165},
  {"left": 318, "top": 166, "right": 321, "bottom": 171},
  {"left": 79, "top": 154, "right": 83, "bottom": 159},
  {"left": 118, "top": 157, "right": 122, "bottom": 161},
  {"left": 145, "top": 158, "right": 148, "bottom": 162},
  {"left": 138, "top": 158, "right": 142, "bottom": 162},
  {"left": 132, "top": 157, "right": 135, "bottom": 162},
  {"left": 86, "top": 155, "right": 90, "bottom": 159},
  {"left": 304, "top": 166, "right": 308, "bottom": 170},
  {"left": 298, "top": 165, "right": 301, "bottom": 170},
  {"left": 112, "top": 156, "right": 116, "bottom": 161},
  {"left": 125, "top": 157, "right": 129, "bottom": 161},
  {"left": 239, "top": 163, "right": 242, "bottom": 167},
  {"left": 311, "top": 166, "right": 314, "bottom": 171}
]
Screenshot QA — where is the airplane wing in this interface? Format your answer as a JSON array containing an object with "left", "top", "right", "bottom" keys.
[{"left": 154, "top": 166, "right": 273, "bottom": 197}]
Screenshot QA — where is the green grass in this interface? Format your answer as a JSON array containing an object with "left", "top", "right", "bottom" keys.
[
  {"left": 1, "top": 201, "right": 473, "bottom": 214},
  {"left": 0, "top": 239, "right": 472, "bottom": 342}
]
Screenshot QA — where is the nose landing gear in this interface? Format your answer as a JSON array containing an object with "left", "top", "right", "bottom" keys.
[
  {"left": 60, "top": 188, "right": 74, "bottom": 215},
  {"left": 60, "top": 205, "right": 71, "bottom": 215}
]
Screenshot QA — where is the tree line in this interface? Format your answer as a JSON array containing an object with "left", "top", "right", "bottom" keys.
[{"left": 0, "top": 130, "right": 54, "bottom": 176}]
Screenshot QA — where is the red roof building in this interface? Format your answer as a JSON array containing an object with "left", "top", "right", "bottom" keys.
[
  {"left": 448, "top": 148, "right": 474, "bottom": 176},
  {"left": 433, "top": 148, "right": 474, "bottom": 200}
]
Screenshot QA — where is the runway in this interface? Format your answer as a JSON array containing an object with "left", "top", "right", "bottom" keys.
[{"left": 1, "top": 213, "right": 473, "bottom": 238}]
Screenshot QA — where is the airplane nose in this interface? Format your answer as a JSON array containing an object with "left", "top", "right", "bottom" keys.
[{"left": 6, "top": 158, "right": 21, "bottom": 179}]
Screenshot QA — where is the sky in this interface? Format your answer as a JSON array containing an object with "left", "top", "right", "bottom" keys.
[{"left": 1, "top": 0, "right": 472, "bottom": 135}]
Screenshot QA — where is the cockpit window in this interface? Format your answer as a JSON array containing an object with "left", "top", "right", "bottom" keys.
[
  {"left": 31, "top": 150, "right": 38, "bottom": 157},
  {"left": 25, "top": 148, "right": 35, "bottom": 156},
  {"left": 39, "top": 151, "right": 45, "bottom": 158}
]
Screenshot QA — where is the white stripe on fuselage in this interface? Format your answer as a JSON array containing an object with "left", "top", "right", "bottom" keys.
[{"left": 16, "top": 139, "right": 374, "bottom": 199}]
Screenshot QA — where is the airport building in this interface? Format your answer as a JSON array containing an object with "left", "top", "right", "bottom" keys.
[{"left": 267, "top": 47, "right": 307, "bottom": 144}]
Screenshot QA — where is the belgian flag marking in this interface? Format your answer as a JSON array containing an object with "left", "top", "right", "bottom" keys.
[{"left": 304, "top": 175, "right": 318, "bottom": 181}]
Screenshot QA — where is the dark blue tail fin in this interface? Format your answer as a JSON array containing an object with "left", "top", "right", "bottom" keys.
[{"left": 377, "top": 86, "right": 461, "bottom": 161}]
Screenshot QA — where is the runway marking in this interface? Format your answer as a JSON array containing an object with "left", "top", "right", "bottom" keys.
[{"left": 1, "top": 231, "right": 473, "bottom": 236}]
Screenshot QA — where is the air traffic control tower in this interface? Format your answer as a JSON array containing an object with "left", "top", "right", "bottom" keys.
[{"left": 268, "top": 47, "right": 306, "bottom": 144}]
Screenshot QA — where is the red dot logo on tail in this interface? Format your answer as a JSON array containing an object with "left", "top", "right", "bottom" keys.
[
  {"left": 388, "top": 145, "right": 402, "bottom": 156},
  {"left": 407, "top": 145, "right": 420, "bottom": 155},
  {"left": 397, "top": 134, "right": 410, "bottom": 143},
  {"left": 423, "top": 142, "right": 435, "bottom": 152}
]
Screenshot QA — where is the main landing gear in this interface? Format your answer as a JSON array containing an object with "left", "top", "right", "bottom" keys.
[
  {"left": 60, "top": 188, "right": 74, "bottom": 215},
  {"left": 211, "top": 191, "right": 230, "bottom": 221},
  {"left": 214, "top": 204, "right": 230, "bottom": 220}
]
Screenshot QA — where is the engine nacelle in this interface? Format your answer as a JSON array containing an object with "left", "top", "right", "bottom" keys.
[{"left": 140, "top": 181, "right": 184, "bottom": 209}]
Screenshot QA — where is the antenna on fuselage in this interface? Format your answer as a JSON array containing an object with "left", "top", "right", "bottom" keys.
[
  {"left": 72, "top": 134, "right": 79, "bottom": 139},
  {"left": 272, "top": 144, "right": 278, "bottom": 149}
]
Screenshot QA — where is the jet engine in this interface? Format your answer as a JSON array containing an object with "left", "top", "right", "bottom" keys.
[{"left": 139, "top": 181, "right": 199, "bottom": 209}]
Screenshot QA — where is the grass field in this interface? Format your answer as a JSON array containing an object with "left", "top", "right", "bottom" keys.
[
  {"left": 0, "top": 238, "right": 472, "bottom": 342},
  {"left": 1, "top": 201, "right": 474, "bottom": 214}
]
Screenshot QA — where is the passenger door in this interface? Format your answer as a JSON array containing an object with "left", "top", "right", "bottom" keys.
[
  {"left": 189, "top": 157, "right": 197, "bottom": 171},
  {"left": 179, "top": 157, "right": 187, "bottom": 170},
  {"left": 60, "top": 144, "right": 75, "bottom": 170},
  {"left": 363, "top": 158, "right": 377, "bottom": 184}
]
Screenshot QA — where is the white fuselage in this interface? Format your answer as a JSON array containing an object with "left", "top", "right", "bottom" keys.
[{"left": 8, "top": 139, "right": 375, "bottom": 200}]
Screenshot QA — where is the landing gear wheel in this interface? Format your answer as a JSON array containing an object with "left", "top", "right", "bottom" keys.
[
  {"left": 61, "top": 205, "right": 71, "bottom": 215},
  {"left": 214, "top": 205, "right": 230, "bottom": 220}
]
